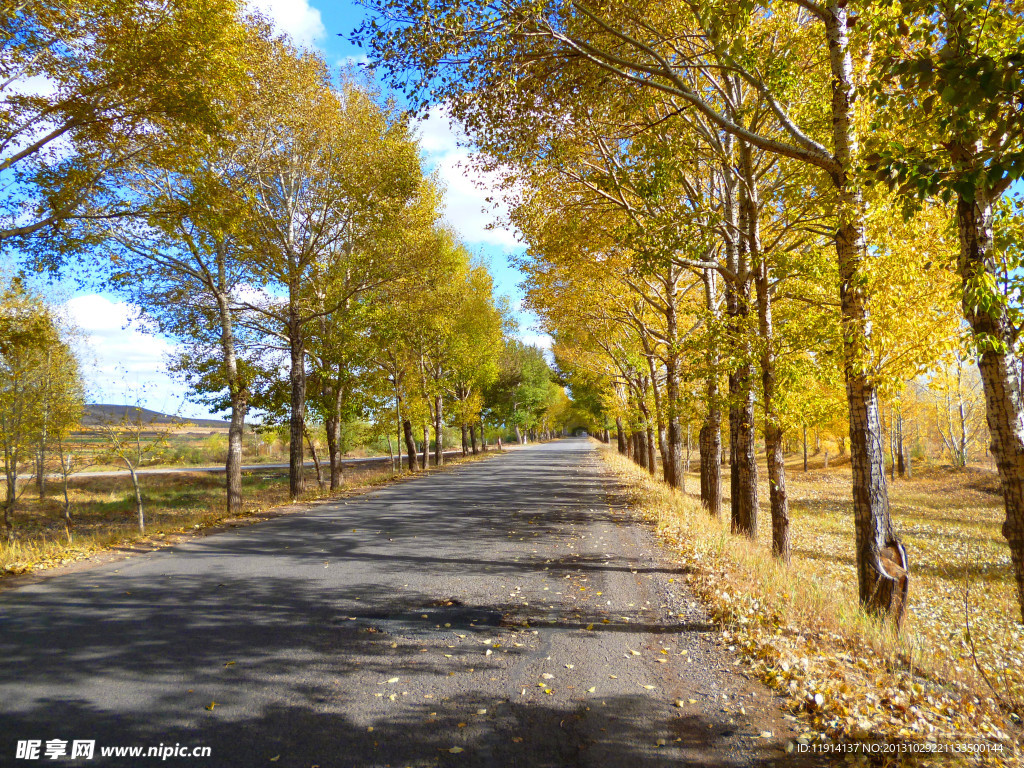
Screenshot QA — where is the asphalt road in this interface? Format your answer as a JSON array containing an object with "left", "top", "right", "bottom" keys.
[{"left": 0, "top": 439, "right": 802, "bottom": 767}]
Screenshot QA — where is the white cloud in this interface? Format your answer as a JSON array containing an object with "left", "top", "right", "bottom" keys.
[
  {"left": 64, "top": 295, "right": 207, "bottom": 418},
  {"left": 415, "top": 109, "right": 525, "bottom": 251},
  {"left": 519, "top": 331, "right": 553, "bottom": 350},
  {"left": 245, "top": 0, "right": 326, "bottom": 47}
]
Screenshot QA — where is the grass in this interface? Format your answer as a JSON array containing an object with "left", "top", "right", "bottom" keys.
[
  {"left": 1, "top": 451, "right": 492, "bottom": 578},
  {"left": 600, "top": 447, "right": 1022, "bottom": 766}
]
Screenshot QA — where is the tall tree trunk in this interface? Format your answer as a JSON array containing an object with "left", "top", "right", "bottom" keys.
[
  {"left": 227, "top": 397, "right": 248, "bottom": 508},
  {"left": 700, "top": 271, "right": 723, "bottom": 517},
  {"left": 216, "top": 287, "right": 246, "bottom": 515},
  {"left": 434, "top": 394, "right": 443, "bottom": 466},
  {"left": 287, "top": 309, "right": 306, "bottom": 501},
  {"left": 4, "top": 448, "right": 16, "bottom": 541},
  {"left": 127, "top": 464, "right": 144, "bottom": 534},
  {"left": 662, "top": 272, "right": 684, "bottom": 489},
  {"left": 646, "top": 425, "right": 656, "bottom": 476},
  {"left": 895, "top": 408, "right": 905, "bottom": 477},
  {"left": 304, "top": 427, "right": 324, "bottom": 490},
  {"left": 634, "top": 430, "right": 646, "bottom": 469},
  {"left": 658, "top": 425, "right": 669, "bottom": 483},
  {"left": 956, "top": 182, "right": 1024, "bottom": 622},
  {"left": 730, "top": 138, "right": 759, "bottom": 540},
  {"left": 326, "top": 412, "right": 342, "bottom": 490},
  {"left": 825, "top": 1, "right": 907, "bottom": 623},
  {"left": 616, "top": 417, "right": 627, "bottom": 455},
  {"left": 403, "top": 419, "right": 419, "bottom": 471},
  {"left": 422, "top": 423, "right": 430, "bottom": 469},
  {"left": 643, "top": 341, "right": 671, "bottom": 485},
  {"left": 470, "top": 424, "right": 478, "bottom": 455},
  {"left": 755, "top": 253, "right": 790, "bottom": 563}
]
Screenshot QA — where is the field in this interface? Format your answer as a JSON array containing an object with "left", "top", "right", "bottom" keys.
[{"left": 602, "top": 447, "right": 1022, "bottom": 765}]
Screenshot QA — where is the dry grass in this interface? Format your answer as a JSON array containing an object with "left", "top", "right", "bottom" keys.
[
  {"left": 601, "top": 448, "right": 1022, "bottom": 766},
  {"left": 1, "top": 452, "right": 491, "bottom": 578}
]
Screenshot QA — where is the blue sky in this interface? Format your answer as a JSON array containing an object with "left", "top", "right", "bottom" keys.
[{"left": 46, "top": 0, "right": 540, "bottom": 418}]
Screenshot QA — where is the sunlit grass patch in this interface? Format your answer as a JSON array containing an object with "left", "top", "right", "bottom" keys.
[{"left": 601, "top": 449, "right": 1021, "bottom": 765}]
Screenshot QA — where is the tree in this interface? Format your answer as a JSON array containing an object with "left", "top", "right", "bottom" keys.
[
  {"left": 238, "top": 59, "right": 424, "bottom": 500},
  {"left": 0, "top": 278, "right": 83, "bottom": 539},
  {"left": 865, "top": 0, "right": 1024, "bottom": 621},
  {"left": 95, "top": 395, "right": 177, "bottom": 534},
  {"left": 1, "top": 0, "right": 243, "bottom": 247}
]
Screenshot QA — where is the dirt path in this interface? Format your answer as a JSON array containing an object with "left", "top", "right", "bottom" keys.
[{"left": 0, "top": 438, "right": 809, "bottom": 767}]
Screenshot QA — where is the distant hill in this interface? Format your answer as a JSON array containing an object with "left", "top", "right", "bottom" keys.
[{"left": 82, "top": 404, "right": 234, "bottom": 430}]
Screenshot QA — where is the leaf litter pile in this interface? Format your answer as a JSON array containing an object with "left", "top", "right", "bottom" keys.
[{"left": 601, "top": 450, "right": 1022, "bottom": 766}]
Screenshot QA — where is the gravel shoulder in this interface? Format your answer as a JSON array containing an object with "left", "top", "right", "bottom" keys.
[{"left": 0, "top": 438, "right": 812, "bottom": 767}]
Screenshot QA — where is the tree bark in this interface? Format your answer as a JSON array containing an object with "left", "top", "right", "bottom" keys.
[
  {"left": 403, "top": 418, "right": 419, "bottom": 471},
  {"left": 127, "top": 464, "right": 144, "bottom": 534},
  {"left": 326, "top": 410, "right": 342, "bottom": 490},
  {"left": 751, "top": 168, "right": 790, "bottom": 561},
  {"left": 215, "top": 286, "right": 247, "bottom": 515},
  {"left": 955, "top": 182, "right": 1024, "bottom": 622},
  {"left": 616, "top": 417, "right": 627, "bottom": 455},
  {"left": 729, "top": 137, "right": 760, "bottom": 540},
  {"left": 434, "top": 394, "right": 444, "bottom": 466},
  {"left": 304, "top": 427, "right": 324, "bottom": 489},
  {"left": 287, "top": 308, "right": 306, "bottom": 501},
  {"left": 422, "top": 423, "right": 430, "bottom": 469},
  {"left": 757, "top": 275, "right": 790, "bottom": 562},
  {"left": 823, "top": 1, "right": 907, "bottom": 623},
  {"left": 461, "top": 423, "right": 469, "bottom": 456},
  {"left": 646, "top": 425, "right": 656, "bottom": 476},
  {"left": 470, "top": 424, "right": 478, "bottom": 455}
]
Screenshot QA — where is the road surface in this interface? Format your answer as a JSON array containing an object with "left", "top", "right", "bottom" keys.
[{"left": 0, "top": 439, "right": 803, "bottom": 767}]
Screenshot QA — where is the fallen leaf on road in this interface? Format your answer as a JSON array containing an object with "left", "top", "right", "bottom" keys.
[
  {"left": 760, "top": 731, "right": 773, "bottom": 738},
  {"left": 269, "top": 756, "right": 279, "bottom": 762},
  {"left": 587, "top": 687, "right": 596, "bottom": 693},
  {"left": 386, "top": 677, "right": 399, "bottom": 683},
  {"left": 643, "top": 685, "right": 656, "bottom": 690},
  {"left": 564, "top": 664, "right": 574, "bottom": 669},
  {"left": 628, "top": 649, "right": 641, "bottom": 656},
  {"left": 224, "top": 661, "right": 235, "bottom": 667},
  {"left": 541, "top": 673, "right": 554, "bottom": 679},
  {"left": 512, "top": 737, "right": 523, "bottom": 743},
  {"left": 476, "top": 709, "right": 487, "bottom": 715},
  {"left": 205, "top": 702, "right": 217, "bottom": 711},
  {"left": 448, "top": 747, "right": 464, "bottom": 754}
]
